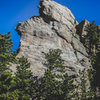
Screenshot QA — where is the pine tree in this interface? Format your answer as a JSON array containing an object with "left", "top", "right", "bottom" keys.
[
  {"left": 0, "top": 32, "right": 12, "bottom": 54},
  {"left": 0, "top": 32, "right": 18, "bottom": 100},
  {"left": 0, "top": 71, "right": 19, "bottom": 100},
  {"left": 0, "top": 32, "right": 15, "bottom": 72},
  {"left": 15, "top": 56, "right": 35, "bottom": 100},
  {"left": 85, "top": 21, "right": 100, "bottom": 55},
  {"left": 77, "top": 70, "right": 95, "bottom": 100},
  {"left": 85, "top": 21, "right": 100, "bottom": 98},
  {"left": 36, "top": 49, "right": 76, "bottom": 100}
]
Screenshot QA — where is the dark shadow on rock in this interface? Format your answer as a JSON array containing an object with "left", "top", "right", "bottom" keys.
[{"left": 92, "top": 52, "right": 100, "bottom": 90}]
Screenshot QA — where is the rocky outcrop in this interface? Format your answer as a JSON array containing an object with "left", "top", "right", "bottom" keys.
[
  {"left": 76, "top": 20, "right": 100, "bottom": 51},
  {"left": 39, "top": 0, "right": 76, "bottom": 34},
  {"left": 76, "top": 19, "right": 89, "bottom": 37},
  {"left": 15, "top": 0, "right": 91, "bottom": 77}
]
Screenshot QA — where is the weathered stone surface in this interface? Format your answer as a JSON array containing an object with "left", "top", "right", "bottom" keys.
[
  {"left": 39, "top": 0, "right": 76, "bottom": 34},
  {"left": 76, "top": 19, "right": 89, "bottom": 37},
  {"left": 52, "top": 21, "right": 72, "bottom": 43},
  {"left": 72, "top": 36, "right": 88, "bottom": 56},
  {"left": 76, "top": 52, "right": 91, "bottom": 69},
  {"left": 15, "top": 0, "right": 91, "bottom": 77}
]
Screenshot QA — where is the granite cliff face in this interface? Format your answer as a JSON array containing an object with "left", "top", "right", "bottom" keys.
[{"left": 15, "top": 0, "right": 91, "bottom": 77}]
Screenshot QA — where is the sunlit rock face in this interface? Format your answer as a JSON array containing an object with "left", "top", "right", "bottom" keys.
[{"left": 15, "top": 0, "right": 91, "bottom": 77}]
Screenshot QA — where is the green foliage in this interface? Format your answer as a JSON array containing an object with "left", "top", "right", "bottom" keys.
[
  {"left": 76, "top": 70, "right": 95, "bottom": 100},
  {"left": 15, "top": 56, "right": 35, "bottom": 100},
  {"left": 84, "top": 21, "right": 100, "bottom": 55},
  {"left": 73, "top": 72, "right": 95, "bottom": 100},
  {"left": 0, "top": 32, "right": 12, "bottom": 54},
  {"left": 0, "top": 32, "right": 15, "bottom": 72},
  {"left": 0, "top": 32, "right": 36, "bottom": 100},
  {"left": 0, "top": 32, "right": 98, "bottom": 99},
  {"left": 85, "top": 21, "right": 99, "bottom": 43},
  {"left": 45, "top": 49, "right": 64, "bottom": 71},
  {"left": 35, "top": 49, "right": 76, "bottom": 100},
  {"left": 0, "top": 71, "right": 16, "bottom": 99},
  {"left": 0, "top": 33, "right": 19, "bottom": 99},
  {"left": 90, "top": 54, "right": 97, "bottom": 65},
  {"left": 87, "top": 69, "right": 96, "bottom": 84},
  {"left": 84, "top": 21, "right": 100, "bottom": 96}
]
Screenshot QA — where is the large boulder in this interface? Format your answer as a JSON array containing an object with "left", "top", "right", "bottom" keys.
[
  {"left": 39, "top": 0, "right": 76, "bottom": 34},
  {"left": 15, "top": 0, "right": 91, "bottom": 77}
]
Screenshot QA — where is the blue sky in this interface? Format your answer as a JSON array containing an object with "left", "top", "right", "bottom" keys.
[{"left": 0, "top": 0, "right": 100, "bottom": 51}]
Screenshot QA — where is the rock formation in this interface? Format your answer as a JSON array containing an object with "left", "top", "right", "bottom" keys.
[
  {"left": 76, "top": 19, "right": 89, "bottom": 37},
  {"left": 15, "top": 0, "right": 91, "bottom": 77}
]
